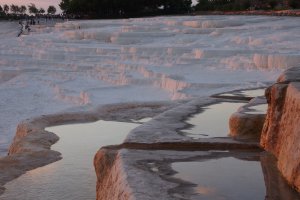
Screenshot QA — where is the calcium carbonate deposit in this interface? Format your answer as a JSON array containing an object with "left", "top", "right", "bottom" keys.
[{"left": 0, "top": 16, "right": 299, "bottom": 156}]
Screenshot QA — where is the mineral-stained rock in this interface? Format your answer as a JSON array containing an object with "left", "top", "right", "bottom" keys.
[
  {"left": 229, "top": 112, "right": 265, "bottom": 139},
  {"left": 229, "top": 97, "right": 266, "bottom": 140},
  {"left": 94, "top": 149, "right": 133, "bottom": 200},
  {"left": 277, "top": 67, "right": 300, "bottom": 83},
  {"left": 261, "top": 66, "right": 300, "bottom": 192}
]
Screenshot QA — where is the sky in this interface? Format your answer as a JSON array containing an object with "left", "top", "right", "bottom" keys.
[
  {"left": 0, "top": 0, "right": 198, "bottom": 13},
  {"left": 0, "top": 0, "right": 61, "bottom": 12}
]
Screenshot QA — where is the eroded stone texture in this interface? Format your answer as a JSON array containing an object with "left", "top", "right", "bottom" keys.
[
  {"left": 229, "top": 97, "right": 266, "bottom": 140},
  {"left": 261, "top": 66, "right": 300, "bottom": 192},
  {"left": 94, "top": 149, "right": 182, "bottom": 200},
  {"left": 94, "top": 149, "right": 133, "bottom": 200},
  {"left": 229, "top": 113, "right": 265, "bottom": 139}
]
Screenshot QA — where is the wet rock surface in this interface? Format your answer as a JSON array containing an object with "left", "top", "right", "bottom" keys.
[
  {"left": 93, "top": 90, "right": 278, "bottom": 200},
  {"left": 1, "top": 68, "right": 300, "bottom": 199},
  {"left": 261, "top": 66, "right": 300, "bottom": 192},
  {"left": 0, "top": 16, "right": 300, "bottom": 199},
  {"left": 95, "top": 148, "right": 300, "bottom": 200},
  {"left": 0, "top": 102, "right": 172, "bottom": 196},
  {"left": 1, "top": 79, "right": 300, "bottom": 200},
  {"left": 229, "top": 96, "right": 267, "bottom": 140}
]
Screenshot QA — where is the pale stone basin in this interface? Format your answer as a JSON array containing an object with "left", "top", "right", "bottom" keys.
[{"left": 0, "top": 120, "right": 139, "bottom": 200}]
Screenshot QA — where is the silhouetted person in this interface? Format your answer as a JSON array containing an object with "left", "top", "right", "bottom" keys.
[{"left": 17, "top": 21, "right": 24, "bottom": 37}]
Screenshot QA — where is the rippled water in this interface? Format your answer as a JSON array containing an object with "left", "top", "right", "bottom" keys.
[
  {"left": 0, "top": 120, "right": 139, "bottom": 200},
  {"left": 182, "top": 102, "right": 245, "bottom": 138}
]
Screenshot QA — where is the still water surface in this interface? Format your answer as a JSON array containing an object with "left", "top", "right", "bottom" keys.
[
  {"left": 219, "top": 89, "right": 265, "bottom": 98},
  {"left": 182, "top": 102, "right": 245, "bottom": 139},
  {"left": 1, "top": 120, "right": 139, "bottom": 200},
  {"left": 245, "top": 104, "right": 268, "bottom": 114},
  {"left": 172, "top": 157, "right": 265, "bottom": 200}
]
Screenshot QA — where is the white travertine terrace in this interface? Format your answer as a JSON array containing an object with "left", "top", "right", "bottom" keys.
[{"left": 0, "top": 16, "right": 299, "bottom": 156}]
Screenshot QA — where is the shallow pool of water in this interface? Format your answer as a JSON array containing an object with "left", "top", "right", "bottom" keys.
[
  {"left": 172, "top": 157, "right": 265, "bottom": 200},
  {"left": 182, "top": 102, "right": 245, "bottom": 139},
  {"left": 245, "top": 104, "right": 268, "bottom": 115},
  {"left": 0, "top": 120, "right": 139, "bottom": 200},
  {"left": 219, "top": 89, "right": 265, "bottom": 98},
  {"left": 170, "top": 152, "right": 300, "bottom": 200}
]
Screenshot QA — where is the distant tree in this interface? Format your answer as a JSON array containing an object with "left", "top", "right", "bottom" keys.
[
  {"left": 47, "top": 5, "right": 57, "bottom": 15},
  {"left": 59, "top": 0, "right": 192, "bottom": 17},
  {"left": 0, "top": 5, "right": 4, "bottom": 18},
  {"left": 195, "top": 0, "right": 262, "bottom": 11},
  {"left": 196, "top": 0, "right": 213, "bottom": 11},
  {"left": 20, "top": 5, "right": 27, "bottom": 14},
  {"left": 39, "top": 8, "right": 45, "bottom": 15},
  {"left": 59, "top": 0, "right": 70, "bottom": 14},
  {"left": 3, "top": 4, "right": 9, "bottom": 14},
  {"left": 268, "top": 0, "right": 278, "bottom": 9},
  {"left": 288, "top": 0, "right": 300, "bottom": 8},
  {"left": 240, "top": 0, "right": 251, "bottom": 10},
  {"left": 28, "top": 3, "right": 38, "bottom": 15},
  {"left": 10, "top": 4, "right": 20, "bottom": 14}
]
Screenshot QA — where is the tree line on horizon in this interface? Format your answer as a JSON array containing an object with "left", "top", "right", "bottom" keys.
[
  {"left": 1, "top": 0, "right": 299, "bottom": 20},
  {"left": 0, "top": 4, "right": 57, "bottom": 19},
  {"left": 58, "top": 0, "right": 300, "bottom": 18},
  {"left": 195, "top": 0, "right": 300, "bottom": 11},
  {"left": 59, "top": 0, "right": 193, "bottom": 18}
]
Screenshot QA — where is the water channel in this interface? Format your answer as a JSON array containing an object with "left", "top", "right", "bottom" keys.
[{"left": 1, "top": 120, "right": 140, "bottom": 200}]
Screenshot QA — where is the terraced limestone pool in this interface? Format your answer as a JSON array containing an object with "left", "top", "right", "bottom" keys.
[
  {"left": 172, "top": 156, "right": 264, "bottom": 200},
  {"left": 0, "top": 120, "right": 140, "bottom": 200},
  {"left": 171, "top": 153, "right": 300, "bottom": 200},
  {"left": 182, "top": 102, "right": 245, "bottom": 139},
  {"left": 218, "top": 89, "right": 266, "bottom": 98},
  {"left": 182, "top": 89, "right": 266, "bottom": 139}
]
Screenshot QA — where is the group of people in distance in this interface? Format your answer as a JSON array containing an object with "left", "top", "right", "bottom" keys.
[{"left": 17, "top": 20, "right": 34, "bottom": 37}]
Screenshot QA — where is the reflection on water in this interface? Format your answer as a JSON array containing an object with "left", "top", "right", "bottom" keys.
[
  {"left": 245, "top": 104, "right": 268, "bottom": 115},
  {"left": 241, "top": 89, "right": 265, "bottom": 97},
  {"left": 172, "top": 157, "right": 266, "bottom": 200},
  {"left": 182, "top": 102, "right": 245, "bottom": 139},
  {"left": 219, "top": 89, "right": 265, "bottom": 98},
  {"left": 1, "top": 120, "right": 139, "bottom": 200}
]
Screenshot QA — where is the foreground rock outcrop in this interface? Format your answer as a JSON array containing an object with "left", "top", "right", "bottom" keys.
[
  {"left": 229, "top": 96, "right": 266, "bottom": 140},
  {"left": 95, "top": 68, "right": 300, "bottom": 199},
  {"left": 261, "top": 66, "right": 300, "bottom": 192},
  {"left": 94, "top": 96, "right": 265, "bottom": 200}
]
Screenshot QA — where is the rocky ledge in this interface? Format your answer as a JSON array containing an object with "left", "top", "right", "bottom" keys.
[
  {"left": 94, "top": 95, "right": 266, "bottom": 199},
  {"left": 229, "top": 96, "right": 267, "bottom": 140},
  {"left": 1, "top": 67, "right": 300, "bottom": 199},
  {"left": 0, "top": 102, "right": 171, "bottom": 196},
  {"left": 95, "top": 67, "right": 300, "bottom": 199},
  {"left": 261, "top": 66, "right": 300, "bottom": 192}
]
